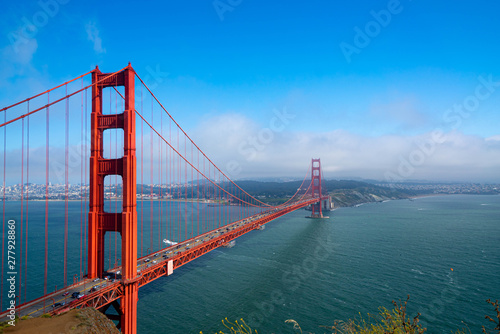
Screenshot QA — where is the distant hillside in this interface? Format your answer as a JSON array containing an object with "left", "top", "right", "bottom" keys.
[
  {"left": 133, "top": 179, "right": 422, "bottom": 207},
  {"left": 326, "top": 180, "right": 414, "bottom": 207},
  {"left": 232, "top": 180, "right": 417, "bottom": 207}
]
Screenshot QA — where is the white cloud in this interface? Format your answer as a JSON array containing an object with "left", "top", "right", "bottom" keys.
[
  {"left": 486, "top": 135, "right": 500, "bottom": 142},
  {"left": 5, "top": 112, "right": 498, "bottom": 185},
  {"left": 2, "top": 35, "right": 38, "bottom": 66},
  {"left": 0, "top": 36, "right": 45, "bottom": 104},
  {"left": 190, "top": 113, "right": 500, "bottom": 182},
  {"left": 85, "top": 21, "right": 106, "bottom": 54},
  {"left": 0, "top": 36, "right": 39, "bottom": 84}
]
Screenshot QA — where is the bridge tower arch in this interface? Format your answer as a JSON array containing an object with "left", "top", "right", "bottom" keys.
[{"left": 89, "top": 64, "right": 138, "bottom": 333}]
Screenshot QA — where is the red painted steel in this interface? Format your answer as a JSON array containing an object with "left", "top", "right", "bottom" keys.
[
  {"left": 47, "top": 198, "right": 318, "bottom": 317},
  {"left": 311, "top": 158, "right": 323, "bottom": 217},
  {"left": 88, "top": 64, "right": 138, "bottom": 333},
  {"left": 0, "top": 64, "right": 326, "bottom": 334}
]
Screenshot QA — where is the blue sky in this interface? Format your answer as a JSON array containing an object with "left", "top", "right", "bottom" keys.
[{"left": 1, "top": 0, "right": 500, "bottom": 182}]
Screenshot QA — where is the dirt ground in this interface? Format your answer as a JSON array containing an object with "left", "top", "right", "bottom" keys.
[{"left": 2, "top": 308, "right": 119, "bottom": 334}]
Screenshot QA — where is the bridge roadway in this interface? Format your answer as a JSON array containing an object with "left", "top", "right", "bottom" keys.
[{"left": 0, "top": 197, "right": 318, "bottom": 321}]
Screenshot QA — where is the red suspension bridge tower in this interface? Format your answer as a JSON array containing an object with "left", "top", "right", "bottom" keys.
[
  {"left": 88, "top": 64, "right": 138, "bottom": 332},
  {"left": 310, "top": 158, "right": 327, "bottom": 218},
  {"left": 0, "top": 63, "right": 328, "bottom": 334}
]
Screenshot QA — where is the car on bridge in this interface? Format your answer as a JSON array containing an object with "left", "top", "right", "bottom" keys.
[{"left": 52, "top": 302, "right": 66, "bottom": 308}]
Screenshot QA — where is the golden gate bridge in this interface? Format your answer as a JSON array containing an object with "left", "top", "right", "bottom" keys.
[{"left": 0, "top": 64, "right": 328, "bottom": 333}]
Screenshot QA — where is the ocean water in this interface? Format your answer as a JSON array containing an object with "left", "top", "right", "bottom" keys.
[
  {"left": 1, "top": 195, "right": 499, "bottom": 333},
  {"left": 136, "top": 195, "right": 500, "bottom": 333}
]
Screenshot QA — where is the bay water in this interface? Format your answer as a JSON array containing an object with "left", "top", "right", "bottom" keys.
[
  {"left": 1, "top": 194, "right": 499, "bottom": 333},
  {"left": 137, "top": 195, "right": 500, "bottom": 333}
]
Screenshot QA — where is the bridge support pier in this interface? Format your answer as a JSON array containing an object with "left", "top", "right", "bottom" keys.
[
  {"left": 89, "top": 64, "right": 138, "bottom": 334},
  {"left": 121, "top": 282, "right": 139, "bottom": 333}
]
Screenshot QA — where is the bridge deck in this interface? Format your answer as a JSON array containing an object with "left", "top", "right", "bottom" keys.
[{"left": 0, "top": 198, "right": 317, "bottom": 322}]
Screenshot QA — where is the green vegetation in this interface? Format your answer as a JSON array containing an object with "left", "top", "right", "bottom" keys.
[
  {"left": 200, "top": 317, "right": 257, "bottom": 334},
  {"left": 320, "top": 296, "right": 427, "bottom": 334},
  {"left": 204, "top": 297, "right": 500, "bottom": 334},
  {"left": 0, "top": 316, "right": 18, "bottom": 333},
  {"left": 0, "top": 321, "right": 13, "bottom": 332},
  {"left": 483, "top": 299, "right": 500, "bottom": 333}
]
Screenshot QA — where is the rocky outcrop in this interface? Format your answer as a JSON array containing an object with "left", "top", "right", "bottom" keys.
[{"left": 3, "top": 308, "right": 119, "bottom": 334}]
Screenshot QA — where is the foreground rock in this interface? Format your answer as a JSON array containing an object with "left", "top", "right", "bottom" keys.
[{"left": 3, "top": 308, "right": 119, "bottom": 334}]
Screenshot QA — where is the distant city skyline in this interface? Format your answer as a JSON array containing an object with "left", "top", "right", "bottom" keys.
[{"left": 1, "top": 0, "right": 499, "bottom": 182}]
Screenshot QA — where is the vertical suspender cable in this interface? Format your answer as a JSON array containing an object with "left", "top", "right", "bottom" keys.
[
  {"left": 221, "top": 177, "right": 224, "bottom": 226},
  {"left": 150, "top": 96, "right": 154, "bottom": 253},
  {"left": 219, "top": 172, "right": 221, "bottom": 227},
  {"left": 201, "top": 159, "right": 204, "bottom": 232},
  {"left": 19, "top": 118, "right": 24, "bottom": 303},
  {"left": 208, "top": 162, "right": 211, "bottom": 231},
  {"left": 159, "top": 109, "right": 162, "bottom": 250},
  {"left": 214, "top": 165, "right": 220, "bottom": 228},
  {"left": 213, "top": 165, "right": 216, "bottom": 229},
  {"left": 191, "top": 144, "right": 194, "bottom": 238},
  {"left": 140, "top": 84, "right": 144, "bottom": 257},
  {"left": 166, "top": 122, "right": 169, "bottom": 244},
  {"left": 64, "top": 85, "right": 69, "bottom": 287},
  {"left": 1, "top": 109, "right": 6, "bottom": 308},
  {"left": 216, "top": 167, "right": 219, "bottom": 228},
  {"left": 114, "top": 88, "right": 118, "bottom": 268},
  {"left": 178, "top": 128, "right": 181, "bottom": 241},
  {"left": 44, "top": 93, "right": 50, "bottom": 308},
  {"left": 25, "top": 104, "right": 30, "bottom": 304},
  {"left": 114, "top": 89, "right": 118, "bottom": 265},
  {"left": 169, "top": 118, "right": 172, "bottom": 241},
  {"left": 197, "top": 149, "right": 200, "bottom": 236},
  {"left": 184, "top": 136, "right": 187, "bottom": 240},
  {"left": 165, "top": 119, "right": 169, "bottom": 243},
  {"left": 83, "top": 86, "right": 88, "bottom": 277},
  {"left": 108, "top": 89, "right": 112, "bottom": 268},
  {"left": 80, "top": 79, "right": 84, "bottom": 281}
]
